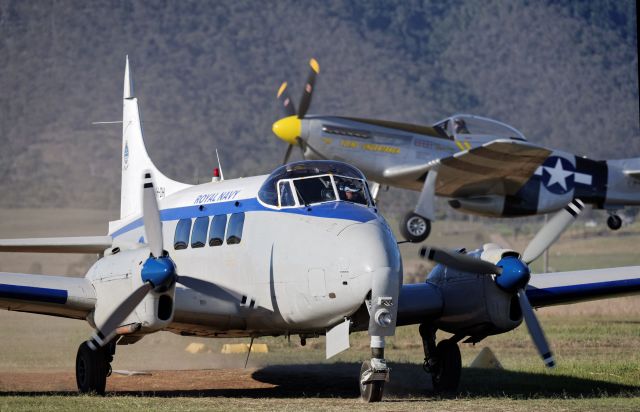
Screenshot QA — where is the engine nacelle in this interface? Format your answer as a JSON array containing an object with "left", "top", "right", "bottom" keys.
[
  {"left": 86, "top": 248, "right": 175, "bottom": 335},
  {"left": 426, "top": 252, "right": 523, "bottom": 339}
]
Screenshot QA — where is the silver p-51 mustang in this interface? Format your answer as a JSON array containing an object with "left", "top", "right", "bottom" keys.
[{"left": 272, "top": 59, "right": 640, "bottom": 242}]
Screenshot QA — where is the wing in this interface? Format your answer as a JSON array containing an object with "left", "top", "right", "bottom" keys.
[
  {"left": 434, "top": 139, "right": 552, "bottom": 198},
  {"left": 0, "top": 236, "right": 112, "bottom": 253},
  {"left": 527, "top": 266, "right": 640, "bottom": 307},
  {"left": 0, "top": 272, "right": 96, "bottom": 319}
]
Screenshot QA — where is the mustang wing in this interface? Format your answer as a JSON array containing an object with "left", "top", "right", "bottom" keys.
[
  {"left": 0, "top": 272, "right": 95, "bottom": 319},
  {"left": 0, "top": 236, "right": 112, "bottom": 253},
  {"left": 527, "top": 266, "right": 640, "bottom": 307},
  {"left": 434, "top": 139, "right": 552, "bottom": 198}
]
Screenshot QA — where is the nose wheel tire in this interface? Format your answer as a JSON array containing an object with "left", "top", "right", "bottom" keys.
[
  {"left": 400, "top": 212, "right": 431, "bottom": 243},
  {"left": 76, "top": 342, "right": 110, "bottom": 395},
  {"left": 359, "top": 360, "right": 385, "bottom": 402},
  {"left": 431, "top": 339, "right": 461, "bottom": 394},
  {"left": 607, "top": 214, "right": 622, "bottom": 230}
]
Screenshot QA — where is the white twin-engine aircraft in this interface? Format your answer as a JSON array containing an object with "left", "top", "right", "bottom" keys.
[{"left": 2, "top": 58, "right": 640, "bottom": 403}]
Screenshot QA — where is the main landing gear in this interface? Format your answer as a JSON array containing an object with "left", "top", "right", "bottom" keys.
[
  {"left": 76, "top": 341, "right": 114, "bottom": 395},
  {"left": 419, "top": 324, "right": 461, "bottom": 393},
  {"left": 400, "top": 212, "right": 431, "bottom": 243},
  {"left": 607, "top": 214, "right": 622, "bottom": 231},
  {"left": 359, "top": 337, "right": 390, "bottom": 402}
]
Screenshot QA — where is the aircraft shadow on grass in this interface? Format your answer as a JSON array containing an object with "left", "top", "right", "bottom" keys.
[{"left": 1, "top": 362, "right": 638, "bottom": 399}]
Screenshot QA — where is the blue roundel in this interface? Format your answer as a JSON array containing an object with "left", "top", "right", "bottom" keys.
[{"left": 541, "top": 156, "right": 575, "bottom": 195}]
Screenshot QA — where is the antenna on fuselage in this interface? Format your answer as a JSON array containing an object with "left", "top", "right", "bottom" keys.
[{"left": 213, "top": 149, "right": 225, "bottom": 182}]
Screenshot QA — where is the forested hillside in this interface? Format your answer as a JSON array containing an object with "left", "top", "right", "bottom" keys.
[{"left": 0, "top": 0, "right": 637, "bottom": 215}]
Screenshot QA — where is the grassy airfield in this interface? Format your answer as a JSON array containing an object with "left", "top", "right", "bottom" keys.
[{"left": 1, "top": 209, "right": 639, "bottom": 410}]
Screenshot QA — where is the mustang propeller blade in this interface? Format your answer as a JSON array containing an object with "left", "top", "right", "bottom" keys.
[
  {"left": 274, "top": 58, "right": 323, "bottom": 165},
  {"left": 297, "top": 58, "right": 319, "bottom": 119},
  {"left": 419, "top": 199, "right": 585, "bottom": 368}
]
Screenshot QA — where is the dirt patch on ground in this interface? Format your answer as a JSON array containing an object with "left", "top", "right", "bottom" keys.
[{"left": 0, "top": 369, "right": 274, "bottom": 394}]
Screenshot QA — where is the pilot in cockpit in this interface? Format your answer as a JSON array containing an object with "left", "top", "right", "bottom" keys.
[
  {"left": 453, "top": 118, "right": 470, "bottom": 134},
  {"left": 336, "top": 178, "right": 366, "bottom": 205}
]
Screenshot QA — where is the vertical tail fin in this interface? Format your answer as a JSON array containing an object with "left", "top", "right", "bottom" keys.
[{"left": 120, "top": 56, "right": 190, "bottom": 219}]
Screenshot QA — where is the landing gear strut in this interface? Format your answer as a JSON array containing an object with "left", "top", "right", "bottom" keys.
[
  {"left": 400, "top": 212, "right": 431, "bottom": 243},
  {"left": 76, "top": 341, "right": 114, "bottom": 395},
  {"left": 607, "top": 214, "right": 622, "bottom": 230},
  {"left": 359, "top": 336, "right": 389, "bottom": 402},
  {"left": 419, "top": 324, "right": 461, "bottom": 393}
]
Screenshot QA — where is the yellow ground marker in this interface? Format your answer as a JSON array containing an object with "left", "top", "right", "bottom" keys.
[
  {"left": 185, "top": 342, "right": 209, "bottom": 354},
  {"left": 221, "top": 343, "right": 269, "bottom": 354}
]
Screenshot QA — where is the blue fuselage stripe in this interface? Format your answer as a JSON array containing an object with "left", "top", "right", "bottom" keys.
[
  {"left": 110, "top": 198, "right": 378, "bottom": 238},
  {"left": 527, "top": 278, "right": 640, "bottom": 307},
  {"left": 0, "top": 284, "right": 68, "bottom": 305}
]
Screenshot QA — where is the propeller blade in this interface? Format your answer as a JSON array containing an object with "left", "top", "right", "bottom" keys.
[
  {"left": 420, "top": 246, "right": 502, "bottom": 275},
  {"left": 277, "top": 82, "right": 297, "bottom": 117},
  {"left": 142, "top": 172, "right": 164, "bottom": 257},
  {"left": 88, "top": 282, "right": 153, "bottom": 350},
  {"left": 303, "top": 139, "right": 328, "bottom": 160},
  {"left": 517, "top": 289, "right": 555, "bottom": 368},
  {"left": 297, "top": 58, "right": 319, "bottom": 118},
  {"left": 296, "top": 137, "right": 307, "bottom": 160},
  {"left": 177, "top": 275, "right": 240, "bottom": 302},
  {"left": 522, "top": 199, "right": 584, "bottom": 264},
  {"left": 282, "top": 144, "right": 294, "bottom": 164}
]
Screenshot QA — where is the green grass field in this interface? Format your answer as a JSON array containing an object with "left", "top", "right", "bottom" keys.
[{"left": 1, "top": 209, "right": 640, "bottom": 410}]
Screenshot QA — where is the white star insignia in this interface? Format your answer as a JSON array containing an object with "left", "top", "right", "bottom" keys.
[{"left": 544, "top": 159, "right": 573, "bottom": 190}]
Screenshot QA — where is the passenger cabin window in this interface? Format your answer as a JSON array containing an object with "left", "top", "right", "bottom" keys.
[
  {"left": 209, "top": 214, "right": 227, "bottom": 246},
  {"left": 226, "top": 212, "right": 245, "bottom": 245},
  {"left": 292, "top": 175, "right": 335, "bottom": 205},
  {"left": 191, "top": 216, "right": 209, "bottom": 248},
  {"left": 174, "top": 218, "right": 192, "bottom": 250}
]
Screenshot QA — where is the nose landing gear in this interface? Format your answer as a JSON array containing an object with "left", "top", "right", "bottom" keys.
[
  {"left": 607, "top": 214, "right": 622, "bottom": 230},
  {"left": 359, "top": 337, "right": 390, "bottom": 402}
]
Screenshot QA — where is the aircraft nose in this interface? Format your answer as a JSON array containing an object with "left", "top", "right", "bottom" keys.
[
  {"left": 337, "top": 221, "right": 402, "bottom": 286},
  {"left": 272, "top": 115, "right": 301, "bottom": 145}
]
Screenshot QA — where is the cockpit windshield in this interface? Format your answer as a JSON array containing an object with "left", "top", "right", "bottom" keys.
[
  {"left": 259, "top": 161, "right": 372, "bottom": 208},
  {"left": 433, "top": 114, "right": 526, "bottom": 141}
]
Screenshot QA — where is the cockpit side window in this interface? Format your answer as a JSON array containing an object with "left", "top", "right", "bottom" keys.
[
  {"left": 278, "top": 180, "right": 296, "bottom": 207},
  {"left": 335, "top": 176, "right": 369, "bottom": 205},
  {"left": 292, "top": 175, "right": 335, "bottom": 206}
]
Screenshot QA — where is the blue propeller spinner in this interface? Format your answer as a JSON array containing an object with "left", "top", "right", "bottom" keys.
[
  {"left": 495, "top": 256, "right": 531, "bottom": 292},
  {"left": 141, "top": 255, "right": 176, "bottom": 292}
]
